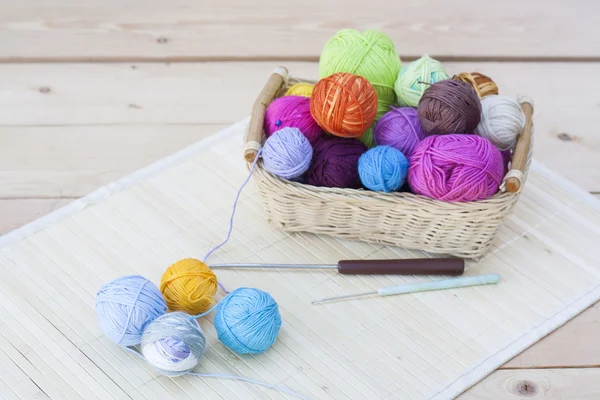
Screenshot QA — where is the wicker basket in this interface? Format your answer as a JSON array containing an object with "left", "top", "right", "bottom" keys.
[{"left": 244, "top": 67, "right": 534, "bottom": 259}]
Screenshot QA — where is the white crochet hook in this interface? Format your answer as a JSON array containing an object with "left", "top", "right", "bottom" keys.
[{"left": 311, "top": 273, "right": 500, "bottom": 304}]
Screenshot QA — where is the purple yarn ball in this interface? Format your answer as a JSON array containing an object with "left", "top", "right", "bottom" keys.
[
  {"left": 373, "top": 107, "right": 427, "bottom": 157},
  {"left": 408, "top": 134, "right": 504, "bottom": 202},
  {"left": 306, "top": 137, "right": 367, "bottom": 189},
  {"left": 264, "top": 96, "right": 324, "bottom": 144}
]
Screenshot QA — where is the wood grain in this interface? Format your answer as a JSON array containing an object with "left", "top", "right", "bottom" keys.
[
  {"left": 0, "top": 62, "right": 599, "bottom": 194},
  {"left": 462, "top": 368, "right": 600, "bottom": 399},
  {"left": 0, "top": 0, "right": 598, "bottom": 60},
  {"left": 0, "top": 199, "right": 71, "bottom": 235}
]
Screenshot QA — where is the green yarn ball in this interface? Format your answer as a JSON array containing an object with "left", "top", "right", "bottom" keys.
[
  {"left": 319, "top": 29, "right": 402, "bottom": 121},
  {"left": 394, "top": 54, "right": 449, "bottom": 108},
  {"left": 358, "top": 127, "right": 376, "bottom": 149}
]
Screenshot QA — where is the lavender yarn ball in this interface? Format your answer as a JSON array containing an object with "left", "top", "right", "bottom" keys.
[
  {"left": 306, "top": 137, "right": 367, "bottom": 188},
  {"left": 358, "top": 146, "right": 409, "bottom": 192},
  {"left": 408, "top": 134, "right": 504, "bottom": 202},
  {"left": 373, "top": 107, "right": 427, "bottom": 157},
  {"left": 264, "top": 96, "right": 324, "bottom": 144},
  {"left": 262, "top": 127, "right": 313, "bottom": 180}
]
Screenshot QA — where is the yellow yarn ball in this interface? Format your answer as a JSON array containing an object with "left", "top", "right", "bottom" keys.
[
  {"left": 285, "top": 83, "right": 314, "bottom": 97},
  {"left": 160, "top": 258, "right": 218, "bottom": 315}
]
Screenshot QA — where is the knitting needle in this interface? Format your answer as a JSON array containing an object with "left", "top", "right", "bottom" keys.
[
  {"left": 211, "top": 258, "right": 464, "bottom": 276},
  {"left": 311, "top": 273, "right": 500, "bottom": 304}
]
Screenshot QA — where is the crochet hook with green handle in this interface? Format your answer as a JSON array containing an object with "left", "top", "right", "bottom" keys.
[{"left": 311, "top": 273, "right": 501, "bottom": 304}]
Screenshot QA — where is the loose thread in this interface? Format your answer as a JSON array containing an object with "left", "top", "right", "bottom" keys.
[
  {"left": 189, "top": 303, "right": 218, "bottom": 320},
  {"left": 203, "top": 150, "right": 262, "bottom": 264},
  {"left": 124, "top": 343, "right": 310, "bottom": 399}
]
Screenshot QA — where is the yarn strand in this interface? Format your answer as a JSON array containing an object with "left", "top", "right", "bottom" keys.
[
  {"left": 203, "top": 150, "right": 262, "bottom": 264},
  {"left": 188, "top": 372, "right": 311, "bottom": 400},
  {"left": 125, "top": 346, "right": 310, "bottom": 399}
]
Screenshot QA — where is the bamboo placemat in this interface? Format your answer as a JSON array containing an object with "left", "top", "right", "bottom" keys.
[{"left": 1, "top": 120, "right": 600, "bottom": 400}]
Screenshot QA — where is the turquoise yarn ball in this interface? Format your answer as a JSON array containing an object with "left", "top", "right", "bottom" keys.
[
  {"left": 96, "top": 275, "right": 167, "bottom": 346},
  {"left": 358, "top": 145, "right": 409, "bottom": 192},
  {"left": 214, "top": 287, "right": 282, "bottom": 354}
]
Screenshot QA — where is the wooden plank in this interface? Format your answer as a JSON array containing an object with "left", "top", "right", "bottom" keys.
[
  {"left": 504, "top": 300, "right": 600, "bottom": 369},
  {"left": 0, "top": 0, "right": 598, "bottom": 60},
  {"left": 0, "top": 124, "right": 225, "bottom": 197},
  {"left": 0, "top": 199, "right": 71, "bottom": 235},
  {"left": 0, "top": 62, "right": 599, "bottom": 193},
  {"left": 461, "top": 368, "right": 600, "bottom": 399}
]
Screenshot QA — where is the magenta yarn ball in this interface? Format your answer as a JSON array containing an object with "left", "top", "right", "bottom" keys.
[
  {"left": 373, "top": 107, "right": 427, "bottom": 157},
  {"left": 264, "top": 96, "right": 324, "bottom": 144},
  {"left": 306, "top": 137, "right": 367, "bottom": 189},
  {"left": 408, "top": 135, "right": 504, "bottom": 202}
]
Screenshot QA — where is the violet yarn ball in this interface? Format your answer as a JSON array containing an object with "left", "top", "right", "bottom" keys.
[
  {"left": 306, "top": 137, "right": 367, "bottom": 189},
  {"left": 262, "top": 127, "right": 313, "bottom": 180},
  {"left": 373, "top": 107, "right": 427, "bottom": 157},
  {"left": 418, "top": 80, "right": 481, "bottom": 135},
  {"left": 264, "top": 96, "right": 324, "bottom": 144},
  {"left": 408, "top": 134, "right": 504, "bottom": 202}
]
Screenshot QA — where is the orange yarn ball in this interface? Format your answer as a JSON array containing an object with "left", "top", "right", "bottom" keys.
[
  {"left": 310, "top": 72, "right": 378, "bottom": 138},
  {"left": 160, "top": 258, "right": 218, "bottom": 315}
]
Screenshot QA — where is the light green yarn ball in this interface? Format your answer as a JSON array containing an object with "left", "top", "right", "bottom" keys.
[
  {"left": 358, "top": 126, "right": 376, "bottom": 149},
  {"left": 319, "top": 29, "right": 402, "bottom": 120},
  {"left": 394, "top": 55, "right": 449, "bottom": 108}
]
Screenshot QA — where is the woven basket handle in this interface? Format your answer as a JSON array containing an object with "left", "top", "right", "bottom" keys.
[
  {"left": 244, "top": 67, "right": 289, "bottom": 163},
  {"left": 501, "top": 99, "right": 534, "bottom": 193}
]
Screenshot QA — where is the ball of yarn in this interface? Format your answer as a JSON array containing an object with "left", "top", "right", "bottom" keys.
[
  {"left": 394, "top": 55, "right": 449, "bottom": 108},
  {"left": 160, "top": 258, "right": 218, "bottom": 315},
  {"left": 285, "top": 83, "right": 314, "bottom": 98},
  {"left": 262, "top": 127, "right": 313, "bottom": 179},
  {"left": 264, "top": 96, "right": 324, "bottom": 144},
  {"left": 453, "top": 72, "right": 498, "bottom": 98},
  {"left": 373, "top": 107, "right": 427, "bottom": 157},
  {"left": 141, "top": 312, "right": 205, "bottom": 376},
  {"left": 96, "top": 275, "right": 167, "bottom": 346},
  {"left": 358, "top": 127, "right": 376, "bottom": 149},
  {"left": 319, "top": 29, "right": 401, "bottom": 119},
  {"left": 408, "top": 135, "right": 504, "bottom": 202},
  {"left": 475, "top": 95, "right": 526, "bottom": 151},
  {"left": 418, "top": 80, "right": 482, "bottom": 135},
  {"left": 214, "top": 288, "right": 282, "bottom": 354},
  {"left": 311, "top": 72, "right": 378, "bottom": 138},
  {"left": 358, "top": 146, "right": 409, "bottom": 192},
  {"left": 306, "top": 137, "right": 367, "bottom": 188}
]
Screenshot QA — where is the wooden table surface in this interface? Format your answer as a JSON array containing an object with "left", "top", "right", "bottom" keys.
[{"left": 1, "top": 1, "right": 599, "bottom": 398}]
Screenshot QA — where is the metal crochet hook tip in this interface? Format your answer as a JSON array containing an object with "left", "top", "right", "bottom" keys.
[
  {"left": 311, "top": 274, "right": 500, "bottom": 305},
  {"left": 311, "top": 291, "right": 377, "bottom": 305}
]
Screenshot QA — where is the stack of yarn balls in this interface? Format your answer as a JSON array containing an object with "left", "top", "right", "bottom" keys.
[
  {"left": 96, "top": 258, "right": 282, "bottom": 376},
  {"left": 261, "top": 29, "right": 526, "bottom": 202}
]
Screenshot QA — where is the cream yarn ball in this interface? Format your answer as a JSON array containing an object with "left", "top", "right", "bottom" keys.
[{"left": 475, "top": 95, "right": 525, "bottom": 150}]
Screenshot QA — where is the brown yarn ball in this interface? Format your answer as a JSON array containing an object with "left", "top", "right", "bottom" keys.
[
  {"left": 418, "top": 80, "right": 481, "bottom": 135},
  {"left": 452, "top": 72, "right": 499, "bottom": 98}
]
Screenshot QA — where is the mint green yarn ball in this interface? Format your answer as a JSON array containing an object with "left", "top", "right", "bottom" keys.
[
  {"left": 394, "top": 55, "right": 449, "bottom": 108},
  {"left": 319, "top": 29, "right": 402, "bottom": 120}
]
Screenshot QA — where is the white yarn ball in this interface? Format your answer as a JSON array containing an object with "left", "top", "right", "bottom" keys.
[{"left": 475, "top": 95, "right": 526, "bottom": 151}]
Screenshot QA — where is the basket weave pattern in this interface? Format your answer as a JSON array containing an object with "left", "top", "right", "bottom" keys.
[{"left": 246, "top": 68, "right": 533, "bottom": 259}]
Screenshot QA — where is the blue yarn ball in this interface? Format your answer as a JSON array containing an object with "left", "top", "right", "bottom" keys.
[
  {"left": 262, "top": 127, "right": 313, "bottom": 180},
  {"left": 358, "top": 145, "right": 409, "bottom": 192},
  {"left": 96, "top": 275, "right": 167, "bottom": 346},
  {"left": 214, "top": 287, "right": 282, "bottom": 354}
]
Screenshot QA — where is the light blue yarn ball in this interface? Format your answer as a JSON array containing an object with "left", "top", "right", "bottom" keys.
[
  {"left": 96, "top": 275, "right": 167, "bottom": 346},
  {"left": 262, "top": 127, "right": 313, "bottom": 180},
  {"left": 214, "top": 287, "right": 282, "bottom": 354},
  {"left": 358, "top": 145, "right": 409, "bottom": 192}
]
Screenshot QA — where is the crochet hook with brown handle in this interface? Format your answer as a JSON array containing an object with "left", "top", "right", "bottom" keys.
[{"left": 211, "top": 258, "right": 464, "bottom": 276}]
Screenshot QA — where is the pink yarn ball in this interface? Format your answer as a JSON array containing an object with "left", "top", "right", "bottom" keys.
[
  {"left": 264, "top": 96, "right": 324, "bottom": 144},
  {"left": 373, "top": 107, "right": 427, "bottom": 157},
  {"left": 408, "top": 135, "right": 504, "bottom": 202}
]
